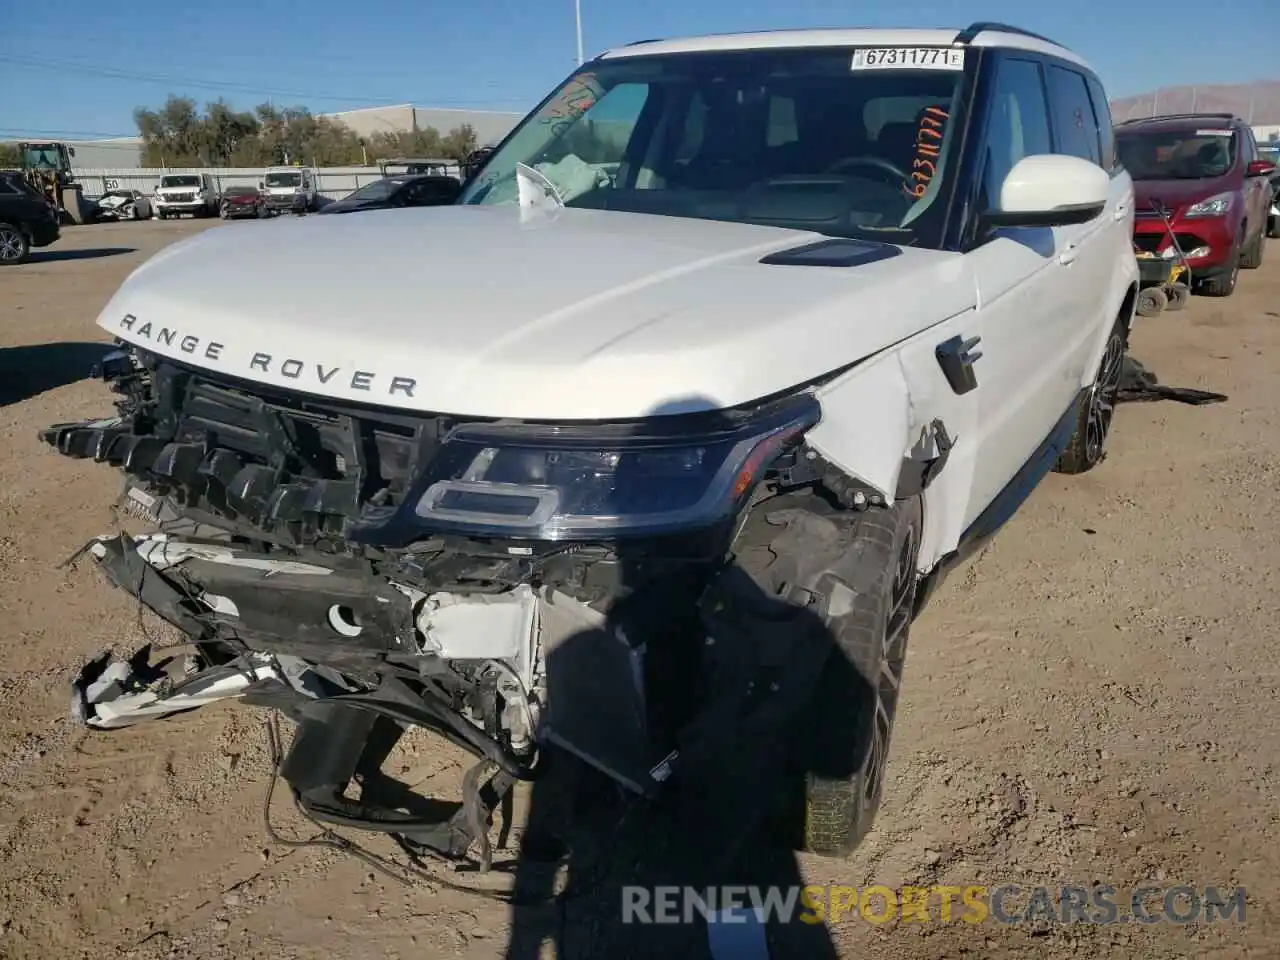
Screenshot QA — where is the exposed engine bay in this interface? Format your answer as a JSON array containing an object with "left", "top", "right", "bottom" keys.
[{"left": 42, "top": 346, "right": 868, "bottom": 868}]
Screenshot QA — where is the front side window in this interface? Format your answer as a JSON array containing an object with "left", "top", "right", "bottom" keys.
[
  {"left": 978, "top": 58, "right": 1052, "bottom": 210},
  {"left": 1115, "top": 128, "right": 1238, "bottom": 180},
  {"left": 1046, "top": 66, "right": 1101, "bottom": 165},
  {"left": 460, "top": 48, "right": 971, "bottom": 248}
]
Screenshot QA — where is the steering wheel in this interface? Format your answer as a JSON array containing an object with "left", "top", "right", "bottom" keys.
[{"left": 824, "top": 155, "right": 909, "bottom": 184}]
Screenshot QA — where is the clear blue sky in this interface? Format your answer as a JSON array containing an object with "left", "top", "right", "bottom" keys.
[{"left": 1, "top": 0, "right": 1276, "bottom": 140}]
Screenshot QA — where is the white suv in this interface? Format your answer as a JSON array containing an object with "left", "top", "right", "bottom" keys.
[
  {"left": 43, "top": 22, "right": 1136, "bottom": 863},
  {"left": 153, "top": 173, "right": 220, "bottom": 218}
]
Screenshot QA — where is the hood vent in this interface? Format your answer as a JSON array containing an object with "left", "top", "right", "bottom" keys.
[{"left": 759, "top": 238, "right": 901, "bottom": 268}]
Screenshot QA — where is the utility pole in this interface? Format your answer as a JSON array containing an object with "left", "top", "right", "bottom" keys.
[{"left": 575, "top": 0, "right": 584, "bottom": 66}]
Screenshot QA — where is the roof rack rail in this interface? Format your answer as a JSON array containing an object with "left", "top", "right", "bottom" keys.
[
  {"left": 1116, "top": 111, "right": 1238, "bottom": 126},
  {"left": 953, "top": 21, "right": 1064, "bottom": 48}
]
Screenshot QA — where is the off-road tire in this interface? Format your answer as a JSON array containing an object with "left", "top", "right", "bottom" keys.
[
  {"left": 1240, "top": 228, "right": 1265, "bottom": 269},
  {"left": 0, "top": 223, "right": 30, "bottom": 265},
  {"left": 1268, "top": 214, "right": 1280, "bottom": 240},
  {"left": 726, "top": 493, "right": 922, "bottom": 858},
  {"left": 1136, "top": 287, "right": 1167, "bottom": 317},
  {"left": 1055, "top": 314, "right": 1127, "bottom": 475}
]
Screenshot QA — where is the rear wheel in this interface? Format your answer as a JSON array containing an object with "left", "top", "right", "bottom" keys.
[
  {"left": 0, "top": 223, "right": 30, "bottom": 265},
  {"left": 1055, "top": 315, "right": 1127, "bottom": 475}
]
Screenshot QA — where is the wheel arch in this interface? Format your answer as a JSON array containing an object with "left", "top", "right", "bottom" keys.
[
  {"left": 807, "top": 332, "right": 979, "bottom": 577},
  {"left": 1080, "top": 280, "right": 1137, "bottom": 392}
]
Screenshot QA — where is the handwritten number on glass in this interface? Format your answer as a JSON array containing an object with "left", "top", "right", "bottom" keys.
[{"left": 902, "top": 107, "right": 948, "bottom": 199}]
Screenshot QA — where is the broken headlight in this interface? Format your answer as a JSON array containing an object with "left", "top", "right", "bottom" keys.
[{"left": 412, "top": 393, "right": 821, "bottom": 540}]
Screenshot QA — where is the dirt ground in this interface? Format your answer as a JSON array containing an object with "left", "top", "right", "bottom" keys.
[{"left": 1, "top": 219, "right": 1277, "bottom": 960}]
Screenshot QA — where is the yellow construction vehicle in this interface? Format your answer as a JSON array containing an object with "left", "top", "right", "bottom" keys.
[{"left": 17, "top": 142, "right": 92, "bottom": 224}]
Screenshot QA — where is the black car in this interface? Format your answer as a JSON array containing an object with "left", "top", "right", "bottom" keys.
[
  {"left": 318, "top": 174, "right": 461, "bottom": 215},
  {"left": 0, "top": 172, "right": 60, "bottom": 265}
]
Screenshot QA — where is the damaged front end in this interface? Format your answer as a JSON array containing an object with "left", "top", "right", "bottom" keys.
[{"left": 43, "top": 346, "right": 829, "bottom": 865}]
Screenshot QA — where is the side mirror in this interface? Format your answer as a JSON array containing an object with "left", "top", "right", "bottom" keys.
[
  {"left": 983, "top": 154, "right": 1108, "bottom": 229},
  {"left": 68, "top": 147, "right": 76, "bottom": 157},
  {"left": 1246, "top": 159, "right": 1277, "bottom": 178}
]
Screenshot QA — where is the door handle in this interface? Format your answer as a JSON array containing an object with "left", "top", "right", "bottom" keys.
[{"left": 1059, "top": 243, "right": 1080, "bottom": 265}]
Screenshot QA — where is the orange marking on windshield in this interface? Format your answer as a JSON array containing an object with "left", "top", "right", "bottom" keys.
[{"left": 902, "top": 106, "right": 949, "bottom": 199}]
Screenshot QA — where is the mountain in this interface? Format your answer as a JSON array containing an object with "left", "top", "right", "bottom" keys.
[{"left": 1110, "top": 81, "right": 1280, "bottom": 126}]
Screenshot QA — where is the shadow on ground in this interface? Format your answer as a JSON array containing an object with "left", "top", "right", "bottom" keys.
[
  {"left": 0, "top": 341, "right": 115, "bottom": 407},
  {"left": 25, "top": 247, "right": 136, "bottom": 263}
]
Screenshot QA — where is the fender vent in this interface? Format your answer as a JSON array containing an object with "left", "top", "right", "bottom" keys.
[{"left": 758, "top": 238, "right": 902, "bottom": 268}]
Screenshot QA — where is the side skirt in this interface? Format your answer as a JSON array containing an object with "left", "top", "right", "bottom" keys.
[{"left": 912, "top": 389, "right": 1085, "bottom": 617}]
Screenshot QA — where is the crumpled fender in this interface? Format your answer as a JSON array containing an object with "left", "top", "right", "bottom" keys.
[
  {"left": 804, "top": 311, "right": 983, "bottom": 571},
  {"left": 806, "top": 350, "right": 913, "bottom": 501}
]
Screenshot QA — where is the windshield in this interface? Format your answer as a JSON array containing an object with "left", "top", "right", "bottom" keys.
[
  {"left": 344, "top": 179, "right": 402, "bottom": 202},
  {"left": 460, "top": 48, "right": 969, "bottom": 247},
  {"left": 265, "top": 171, "right": 302, "bottom": 187},
  {"left": 224, "top": 186, "right": 257, "bottom": 196},
  {"left": 22, "top": 145, "right": 63, "bottom": 169},
  {"left": 160, "top": 175, "right": 200, "bottom": 188},
  {"left": 1116, "top": 128, "right": 1237, "bottom": 180}
]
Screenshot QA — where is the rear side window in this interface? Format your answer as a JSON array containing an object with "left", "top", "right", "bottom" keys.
[
  {"left": 1046, "top": 66, "right": 1101, "bottom": 166},
  {"left": 1082, "top": 74, "right": 1117, "bottom": 172},
  {"left": 978, "top": 57, "right": 1053, "bottom": 209}
]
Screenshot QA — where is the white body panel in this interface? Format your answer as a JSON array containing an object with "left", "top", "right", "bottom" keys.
[
  {"left": 99, "top": 205, "right": 976, "bottom": 420},
  {"left": 90, "top": 26, "right": 1138, "bottom": 578}
]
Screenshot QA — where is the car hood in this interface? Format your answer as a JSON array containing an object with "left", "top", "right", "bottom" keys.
[
  {"left": 97, "top": 205, "right": 974, "bottom": 419},
  {"left": 319, "top": 199, "right": 385, "bottom": 214},
  {"left": 1131, "top": 176, "right": 1236, "bottom": 213}
]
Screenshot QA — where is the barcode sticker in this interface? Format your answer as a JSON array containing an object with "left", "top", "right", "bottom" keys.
[{"left": 851, "top": 47, "right": 965, "bottom": 71}]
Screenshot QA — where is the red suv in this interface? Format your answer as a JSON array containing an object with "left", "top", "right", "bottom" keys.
[{"left": 1116, "top": 113, "right": 1276, "bottom": 296}]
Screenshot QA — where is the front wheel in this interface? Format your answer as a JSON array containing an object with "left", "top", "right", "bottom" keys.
[
  {"left": 1163, "top": 283, "right": 1190, "bottom": 312},
  {"left": 717, "top": 493, "right": 922, "bottom": 857},
  {"left": 1197, "top": 248, "right": 1240, "bottom": 297},
  {"left": 1239, "top": 228, "right": 1266, "bottom": 269},
  {"left": 1055, "top": 315, "right": 1127, "bottom": 475},
  {"left": 1136, "top": 286, "right": 1167, "bottom": 317},
  {"left": 0, "top": 223, "right": 30, "bottom": 265}
]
